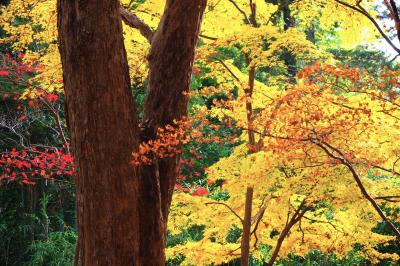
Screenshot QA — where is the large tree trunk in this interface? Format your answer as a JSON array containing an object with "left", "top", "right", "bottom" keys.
[
  {"left": 57, "top": 0, "right": 206, "bottom": 264},
  {"left": 139, "top": 0, "right": 207, "bottom": 263},
  {"left": 57, "top": 0, "right": 140, "bottom": 265}
]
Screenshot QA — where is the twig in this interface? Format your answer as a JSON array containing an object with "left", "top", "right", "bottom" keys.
[
  {"left": 211, "top": 57, "right": 241, "bottom": 81},
  {"left": 205, "top": 202, "right": 244, "bottom": 223},
  {"left": 227, "top": 0, "right": 251, "bottom": 24}
]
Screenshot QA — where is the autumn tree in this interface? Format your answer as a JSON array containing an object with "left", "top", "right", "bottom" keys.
[
  {"left": 2, "top": 0, "right": 399, "bottom": 265},
  {"left": 165, "top": 63, "right": 400, "bottom": 265},
  {"left": 57, "top": 0, "right": 206, "bottom": 264},
  {"left": 334, "top": 0, "right": 400, "bottom": 59}
]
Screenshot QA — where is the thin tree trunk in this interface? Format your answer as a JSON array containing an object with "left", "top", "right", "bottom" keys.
[
  {"left": 249, "top": 0, "right": 257, "bottom": 27},
  {"left": 241, "top": 187, "right": 253, "bottom": 266},
  {"left": 306, "top": 24, "right": 316, "bottom": 43},
  {"left": 139, "top": 0, "right": 207, "bottom": 263},
  {"left": 57, "top": 0, "right": 141, "bottom": 264},
  {"left": 245, "top": 3, "right": 257, "bottom": 150},
  {"left": 281, "top": 0, "right": 297, "bottom": 82},
  {"left": 245, "top": 66, "right": 256, "bottom": 148}
]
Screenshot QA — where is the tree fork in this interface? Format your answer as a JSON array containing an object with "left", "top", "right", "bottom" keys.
[{"left": 57, "top": 0, "right": 207, "bottom": 264}]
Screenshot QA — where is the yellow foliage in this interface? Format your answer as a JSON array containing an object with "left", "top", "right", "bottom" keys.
[{"left": 1, "top": 0, "right": 398, "bottom": 264}]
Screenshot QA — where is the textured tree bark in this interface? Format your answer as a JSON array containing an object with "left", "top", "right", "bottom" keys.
[
  {"left": 139, "top": 0, "right": 207, "bottom": 263},
  {"left": 58, "top": 0, "right": 207, "bottom": 265},
  {"left": 57, "top": 0, "right": 140, "bottom": 265}
]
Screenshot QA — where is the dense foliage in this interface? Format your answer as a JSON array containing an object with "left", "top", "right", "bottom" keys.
[{"left": 1, "top": 0, "right": 400, "bottom": 265}]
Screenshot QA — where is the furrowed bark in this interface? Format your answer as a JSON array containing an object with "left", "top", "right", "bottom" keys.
[
  {"left": 58, "top": 0, "right": 207, "bottom": 264},
  {"left": 57, "top": 0, "right": 140, "bottom": 265},
  {"left": 139, "top": 0, "right": 207, "bottom": 263}
]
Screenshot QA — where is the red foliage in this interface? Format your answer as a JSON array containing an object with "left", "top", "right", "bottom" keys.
[
  {"left": 176, "top": 184, "right": 190, "bottom": 192},
  {"left": 206, "top": 179, "right": 215, "bottom": 185},
  {"left": 191, "top": 186, "right": 209, "bottom": 196},
  {"left": 1, "top": 53, "right": 72, "bottom": 185},
  {"left": 0, "top": 70, "right": 9, "bottom": 76},
  {"left": 0, "top": 146, "right": 74, "bottom": 185}
]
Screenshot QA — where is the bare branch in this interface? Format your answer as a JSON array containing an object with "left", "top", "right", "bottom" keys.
[
  {"left": 312, "top": 140, "right": 400, "bottom": 239},
  {"left": 199, "top": 34, "right": 218, "bottom": 41},
  {"left": 375, "top": 195, "right": 400, "bottom": 202},
  {"left": 120, "top": 7, "right": 154, "bottom": 42},
  {"left": 211, "top": 57, "right": 241, "bottom": 81},
  {"left": 227, "top": 0, "right": 251, "bottom": 24},
  {"left": 205, "top": 202, "right": 244, "bottom": 223},
  {"left": 371, "top": 164, "right": 400, "bottom": 177},
  {"left": 385, "top": 0, "right": 400, "bottom": 43},
  {"left": 389, "top": 53, "right": 400, "bottom": 64},
  {"left": 302, "top": 216, "right": 345, "bottom": 233},
  {"left": 250, "top": 194, "right": 275, "bottom": 248},
  {"left": 334, "top": 0, "right": 400, "bottom": 54},
  {"left": 40, "top": 97, "right": 69, "bottom": 151}
]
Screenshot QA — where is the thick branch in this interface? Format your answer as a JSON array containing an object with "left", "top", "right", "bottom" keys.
[{"left": 120, "top": 7, "right": 154, "bottom": 42}]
